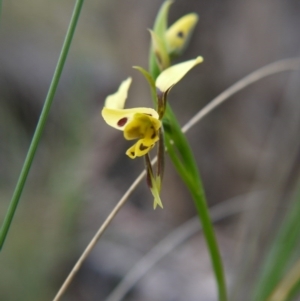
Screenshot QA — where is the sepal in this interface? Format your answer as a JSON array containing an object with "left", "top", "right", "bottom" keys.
[
  {"left": 102, "top": 107, "right": 159, "bottom": 131},
  {"left": 105, "top": 78, "right": 132, "bottom": 109},
  {"left": 145, "top": 154, "right": 163, "bottom": 209},
  {"left": 155, "top": 56, "right": 203, "bottom": 93}
]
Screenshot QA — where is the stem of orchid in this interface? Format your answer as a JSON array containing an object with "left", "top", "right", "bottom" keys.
[
  {"left": 149, "top": 10, "right": 227, "bottom": 296},
  {"left": 0, "top": 0, "right": 85, "bottom": 250},
  {"left": 164, "top": 105, "right": 228, "bottom": 301}
]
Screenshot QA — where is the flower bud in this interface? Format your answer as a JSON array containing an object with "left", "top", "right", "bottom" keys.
[{"left": 165, "top": 13, "right": 199, "bottom": 57}]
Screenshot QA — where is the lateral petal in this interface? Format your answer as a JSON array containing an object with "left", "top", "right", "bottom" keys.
[{"left": 155, "top": 56, "right": 203, "bottom": 93}]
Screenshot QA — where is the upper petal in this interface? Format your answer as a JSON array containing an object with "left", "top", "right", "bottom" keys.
[
  {"left": 105, "top": 77, "right": 132, "bottom": 109},
  {"left": 155, "top": 56, "right": 203, "bottom": 93},
  {"left": 102, "top": 107, "right": 159, "bottom": 131}
]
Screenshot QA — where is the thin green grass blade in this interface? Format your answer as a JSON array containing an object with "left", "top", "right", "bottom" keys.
[
  {"left": 164, "top": 104, "right": 201, "bottom": 181},
  {"left": 267, "top": 258, "right": 300, "bottom": 301},
  {"left": 286, "top": 278, "right": 300, "bottom": 301},
  {"left": 252, "top": 180, "right": 300, "bottom": 301},
  {"left": 0, "top": 0, "right": 85, "bottom": 250}
]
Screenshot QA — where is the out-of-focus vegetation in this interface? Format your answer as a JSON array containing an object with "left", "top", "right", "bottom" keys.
[{"left": 1, "top": 1, "right": 300, "bottom": 300}]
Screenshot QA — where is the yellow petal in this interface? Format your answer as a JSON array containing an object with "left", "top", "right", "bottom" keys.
[
  {"left": 125, "top": 139, "right": 155, "bottom": 159},
  {"left": 126, "top": 144, "right": 137, "bottom": 159},
  {"left": 124, "top": 114, "right": 161, "bottom": 158},
  {"left": 165, "top": 13, "right": 199, "bottom": 56},
  {"left": 124, "top": 113, "right": 161, "bottom": 140},
  {"left": 105, "top": 78, "right": 132, "bottom": 109},
  {"left": 155, "top": 56, "right": 203, "bottom": 92},
  {"left": 102, "top": 107, "right": 159, "bottom": 131}
]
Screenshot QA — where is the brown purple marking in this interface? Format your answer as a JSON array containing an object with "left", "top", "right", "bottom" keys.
[
  {"left": 146, "top": 169, "right": 152, "bottom": 188},
  {"left": 155, "top": 51, "right": 162, "bottom": 65},
  {"left": 177, "top": 31, "right": 184, "bottom": 38},
  {"left": 117, "top": 117, "right": 128, "bottom": 127},
  {"left": 156, "top": 88, "right": 164, "bottom": 101},
  {"left": 139, "top": 144, "right": 148, "bottom": 151}
]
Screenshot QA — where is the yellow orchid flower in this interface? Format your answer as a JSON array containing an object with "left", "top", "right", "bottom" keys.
[
  {"left": 101, "top": 56, "right": 203, "bottom": 159},
  {"left": 101, "top": 56, "right": 203, "bottom": 209},
  {"left": 102, "top": 78, "right": 161, "bottom": 159}
]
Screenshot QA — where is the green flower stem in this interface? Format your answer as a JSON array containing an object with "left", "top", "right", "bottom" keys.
[
  {"left": 150, "top": 52, "right": 227, "bottom": 299},
  {"left": 149, "top": 62, "right": 227, "bottom": 298},
  {"left": 0, "top": 0, "right": 85, "bottom": 250},
  {"left": 148, "top": 4, "right": 227, "bottom": 294},
  {"left": 164, "top": 105, "right": 227, "bottom": 301}
]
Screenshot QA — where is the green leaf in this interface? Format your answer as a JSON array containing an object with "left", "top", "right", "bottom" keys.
[
  {"left": 286, "top": 277, "right": 300, "bottom": 301},
  {"left": 163, "top": 104, "right": 228, "bottom": 301},
  {"left": 267, "top": 258, "right": 300, "bottom": 301}
]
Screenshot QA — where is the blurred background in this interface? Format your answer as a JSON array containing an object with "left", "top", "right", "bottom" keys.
[{"left": 1, "top": 0, "right": 300, "bottom": 300}]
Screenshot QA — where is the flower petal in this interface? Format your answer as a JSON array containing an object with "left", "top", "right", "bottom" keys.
[
  {"left": 126, "top": 144, "right": 137, "bottom": 159},
  {"left": 165, "top": 13, "right": 199, "bottom": 56},
  {"left": 155, "top": 56, "right": 203, "bottom": 92},
  {"left": 124, "top": 113, "right": 161, "bottom": 140},
  {"left": 126, "top": 139, "right": 155, "bottom": 159},
  {"left": 102, "top": 107, "right": 159, "bottom": 131},
  {"left": 105, "top": 77, "right": 132, "bottom": 109}
]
